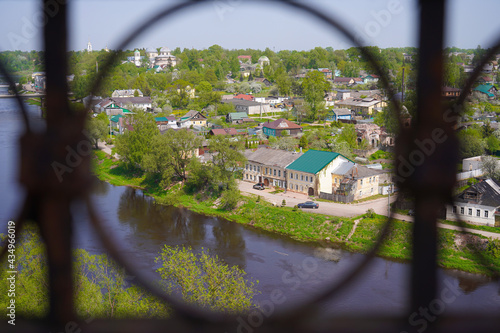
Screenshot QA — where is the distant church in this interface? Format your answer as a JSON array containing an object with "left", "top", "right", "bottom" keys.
[
  {"left": 146, "top": 47, "right": 177, "bottom": 69},
  {"left": 87, "top": 40, "right": 92, "bottom": 53}
]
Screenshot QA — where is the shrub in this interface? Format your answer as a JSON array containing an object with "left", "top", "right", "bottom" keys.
[
  {"left": 292, "top": 205, "right": 298, "bottom": 211},
  {"left": 365, "top": 208, "right": 375, "bottom": 218},
  {"left": 281, "top": 199, "right": 286, "bottom": 207}
]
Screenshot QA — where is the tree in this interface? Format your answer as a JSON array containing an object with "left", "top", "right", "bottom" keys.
[
  {"left": 87, "top": 113, "right": 109, "bottom": 148},
  {"left": 458, "top": 127, "right": 486, "bottom": 158},
  {"left": 302, "top": 71, "right": 330, "bottom": 121},
  {"left": 114, "top": 111, "right": 159, "bottom": 167},
  {"left": 142, "top": 129, "right": 202, "bottom": 185},
  {"left": 299, "top": 135, "right": 308, "bottom": 149},
  {"left": 482, "top": 156, "right": 500, "bottom": 180},
  {"left": 208, "top": 135, "right": 246, "bottom": 188},
  {"left": 0, "top": 223, "right": 169, "bottom": 319},
  {"left": 155, "top": 245, "right": 257, "bottom": 314},
  {"left": 337, "top": 124, "right": 358, "bottom": 149},
  {"left": 248, "top": 72, "right": 253, "bottom": 81}
]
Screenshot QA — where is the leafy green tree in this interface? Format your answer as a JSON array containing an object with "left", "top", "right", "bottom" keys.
[
  {"left": 487, "top": 135, "right": 500, "bottom": 153},
  {"left": 209, "top": 135, "right": 246, "bottom": 188},
  {"left": 204, "top": 69, "right": 218, "bottom": 85},
  {"left": 114, "top": 111, "right": 159, "bottom": 167},
  {"left": 458, "top": 127, "right": 486, "bottom": 158},
  {"left": 142, "top": 129, "right": 202, "bottom": 185},
  {"left": 302, "top": 71, "right": 330, "bottom": 121},
  {"left": 87, "top": 113, "right": 110, "bottom": 148},
  {"left": 299, "top": 135, "right": 308, "bottom": 149},
  {"left": 337, "top": 124, "right": 358, "bottom": 149},
  {"left": 482, "top": 156, "right": 500, "bottom": 180},
  {"left": 155, "top": 245, "right": 257, "bottom": 313}
]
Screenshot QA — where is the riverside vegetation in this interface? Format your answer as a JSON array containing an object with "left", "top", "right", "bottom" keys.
[
  {"left": 0, "top": 222, "right": 258, "bottom": 319},
  {"left": 92, "top": 149, "right": 500, "bottom": 277}
]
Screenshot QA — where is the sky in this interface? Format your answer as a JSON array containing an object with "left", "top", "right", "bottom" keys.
[{"left": 1, "top": 0, "right": 500, "bottom": 52}]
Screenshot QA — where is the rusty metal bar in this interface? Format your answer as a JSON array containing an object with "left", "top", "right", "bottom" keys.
[
  {"left": 411, "top": 0, "right": 448, "bottom": 317},
  {"left": 40, "top": 0, "right": 75, "bottom": 325}
]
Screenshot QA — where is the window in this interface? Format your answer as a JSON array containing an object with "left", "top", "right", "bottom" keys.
[
  {"left": 485, "top": 211, "right": 489, "bottom": 218},
  {"left": 274, "top": 169, "right": 276, "bottom": 176},
  {"left": 301, "top": 175, "right": 304, "bottom": 181},
  {"left": 295, "top": 185, "right": 298, "bottom": 190},
  {"left": 476, "top": 209, "right": 480, "bottom": 217},
  {"left": 258, "top": 166, "right": 260, "bottom": 172},
  {"left": 246, "top": 164, "right": 249, "bottom": 170},
  {"left": 452, "top": 206, "right": 457, "bottom": 213},
  {"left": 468, "top": 208, "right": 472, "bottom": 215},
  {"left": 460, "top": 207, "right": 464, "bottom": 214},
  {"left": 359, "top": 190, "right": 362, "bottom": 196},
  {"left": 278, "top": 170, "right": 281, "bottom": 177},
  {"left": 290, "top": 183, "right": 293, "bottom": 190},
  {"left": 253, "top": 165, "right": 256, "bottom": 171},
  {"left": 371, "top": 188, "right": 374, "bottom": 194},
  {"left": 301, "top": 186, "right": 303, "bottom": 192},
  {"left": 246, "top": 174, "right": 248, "bottom": 179},
  {"left": 360, "top": 179, "right": 363, "bottom": 185},
  {"left": 296, "top": 173, "right": 299, "bottom": 180},
  {"left": 265, "top": 168, "right": 268, "bottom": 174}
]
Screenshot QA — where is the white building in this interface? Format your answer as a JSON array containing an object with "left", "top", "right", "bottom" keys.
[{"left": 446, "top": 179, "right": 500, "bottom": 226}]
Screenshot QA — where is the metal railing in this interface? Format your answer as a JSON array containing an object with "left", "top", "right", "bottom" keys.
[{"left": 1, "top": 0, "right": 499, "bottom": 332}]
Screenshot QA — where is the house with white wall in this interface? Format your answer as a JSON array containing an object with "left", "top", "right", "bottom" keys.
[
  {"left": 446, "top": 178, "right": 500, "bottom": 226},
  {"left": 285, "top": 150, "right": 351, "bottom": 196}
]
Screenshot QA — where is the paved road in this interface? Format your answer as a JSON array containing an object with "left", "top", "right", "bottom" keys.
[{"left": 238, "top": 180, "right": 500, "bottom": 239}]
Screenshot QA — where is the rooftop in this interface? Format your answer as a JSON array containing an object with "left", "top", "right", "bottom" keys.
[
  {"left": 245, "top": 148, "right": 303, "bottom": 168},
  {"left": 286, "top": 150, "right": 342, "bottom": 174}
]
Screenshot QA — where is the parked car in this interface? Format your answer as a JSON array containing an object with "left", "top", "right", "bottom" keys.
[
  {"left": 297, "top": 201, "right": 319, "bottom": 209},
  {"left": 253, "top": 183, "right": 265, "bottom": 190}
]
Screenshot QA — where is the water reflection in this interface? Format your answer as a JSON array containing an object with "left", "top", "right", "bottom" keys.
[{"left": 115, "top": 187, "right": 247, "bottom": 269}]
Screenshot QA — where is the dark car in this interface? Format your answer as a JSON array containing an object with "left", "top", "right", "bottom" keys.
[
  {"left": 253, "top": 183, "right": 265, "bottom": 190},
  {"left": 297, "top": 201, "right": 319, "bottom": 209}
]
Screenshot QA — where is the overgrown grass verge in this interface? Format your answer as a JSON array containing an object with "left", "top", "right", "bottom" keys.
[{"left": 91, "top": 150, "right": 500, "bottom": 276}]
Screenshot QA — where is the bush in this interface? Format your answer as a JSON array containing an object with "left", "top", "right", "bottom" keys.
[
  {"left": 281, "top": 199, "right": 286, "bottom": 207},
  {"left": 256, "top": 195, "right": 261, "bottom": 203},
  {"left": 292, "top": 205, "right": 298, "bottom": 211},
  {"left": 220, "top": 185, "right": 240, "bottom": 210},
  {"left": 365, "top": 208, "right": 375, "bottom": 218}
]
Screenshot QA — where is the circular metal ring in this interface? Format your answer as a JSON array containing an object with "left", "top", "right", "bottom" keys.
[{"left": 84, "top": 0, "right": 403, "bottom": 322}]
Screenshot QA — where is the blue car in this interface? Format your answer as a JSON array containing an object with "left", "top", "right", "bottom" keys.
[{"left": 297, "top": 201, "right": 319, "bottom": 209}]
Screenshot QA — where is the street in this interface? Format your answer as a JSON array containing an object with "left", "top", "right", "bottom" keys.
[{"left": 238, "top": 180, "right": 500, "bottom": 240}]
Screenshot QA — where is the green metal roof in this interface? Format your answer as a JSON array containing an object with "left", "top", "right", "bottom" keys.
[
  {"left": 286, "top": 150, "right": 340, "bottom": 174},
  {"left": 110, "top": 115, "right": 123, "bottom": 123},
  {"left": 229, "top": 112, "right": 249, "bottom": 120},
  {"left": 473, "top": 85, "right": 496, "bottom": 97},
  {"left": 155, "top": 117, "right": 168, "bottom": 122}
]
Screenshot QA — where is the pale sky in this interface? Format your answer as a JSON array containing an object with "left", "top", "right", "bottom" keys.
[{"left": 1, "top": 0, "right": 500, "bottom": 52}]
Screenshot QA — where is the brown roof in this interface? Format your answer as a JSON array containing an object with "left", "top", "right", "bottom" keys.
[
  {"left": 442, "top": 86, "right": 461, "bottom": 92},
  {"left": 263, "top": 118, "right": 302, "bottom": 130},
  {"left": 210, "top": 128, "right": 239, "bottom": 136}
]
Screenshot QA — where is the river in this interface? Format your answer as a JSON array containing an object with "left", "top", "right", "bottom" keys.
[{"left": 0, "top": 93, "right": 499, "bottom": 317}]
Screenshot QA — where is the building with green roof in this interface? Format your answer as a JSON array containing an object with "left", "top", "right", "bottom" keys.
[
  {"left": 473, "top": 84, "right": 497, "bottom": 99},
  {"left": 286, "top": 150, "right": 351, "bottom": 196}
]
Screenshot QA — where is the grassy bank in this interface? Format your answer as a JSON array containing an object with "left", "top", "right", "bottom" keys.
[{"left": 91, "top": 150, "right": 500, "bottom": 276}]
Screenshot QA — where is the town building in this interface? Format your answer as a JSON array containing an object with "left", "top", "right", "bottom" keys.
[
  {"left": 446, "top": 178, "right": 500, "bottom": 226},
  {"left": 285, "top": 150, "right": 351, "bottom": 196},
  {"left": 223, "top": 99, "right": 271, "bottom": 115},
  {"left": 155, "top": 116, "right": 177, "bottom": 131},
  {"left": 335, "top": 97, "right": 386, "bottom": 116},
  {"left": 243, "top": 148, "right": 303, "bottom": 188},
  {"left": 226, "top": 112, "right": 253, "bottom": 124},
  {"left": 262, "top": 118, "right": 303, "bottom": 137},
  {"left": 178, "top": 110, "right": 207, "bottom": 128},
  {"left": 112, "top": 89, "right": 143, "bottom": 98},
  {"left": 326, "top": 108, "right": 352, "bottom": 122}
]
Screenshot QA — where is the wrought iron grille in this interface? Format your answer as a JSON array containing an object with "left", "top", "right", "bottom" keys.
[{"left": 1, "top": 0, "right": 500, "bottom": 332}]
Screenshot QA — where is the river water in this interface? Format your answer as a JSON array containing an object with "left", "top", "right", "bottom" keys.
[{"left": 0, "top": 92, "right": 499, "bottom": 317}]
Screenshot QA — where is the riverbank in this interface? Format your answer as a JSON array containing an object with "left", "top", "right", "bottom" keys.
[{"left": 91, "top": 150, "right": 500, "bottom": 277}]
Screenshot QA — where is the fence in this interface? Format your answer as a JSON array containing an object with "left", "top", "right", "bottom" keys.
[
  {"left": 456, "top": 169, "right": 484, "bottom": 181},
  {"left": 319, "top": 192, "right": 354, "bottom": 203}
]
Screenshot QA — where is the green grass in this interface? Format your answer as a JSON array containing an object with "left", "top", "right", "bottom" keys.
[
  {"left": 438, "top": 219, "right": 500, "bottom": 233},
  {"left": 369, "top": 150, "right": 394, "bottom": 161},
  {"left": 91, "top": 150, "right": 500, "bottom": 276}
]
